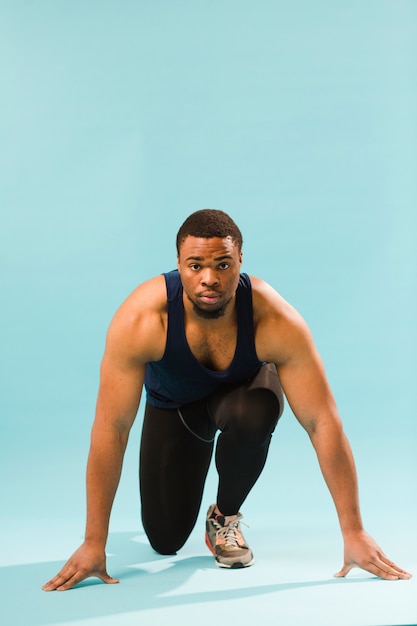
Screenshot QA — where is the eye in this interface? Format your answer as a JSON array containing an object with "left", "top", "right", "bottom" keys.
[
  {"left": 218, "top": 262, "right": 230, "bottom": 270},
  {"left": 189, "top": 264, "right": 200, "bottom": 271}
]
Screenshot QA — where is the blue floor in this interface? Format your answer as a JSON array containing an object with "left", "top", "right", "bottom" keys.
[
  {"left": 1, "top": 418, "right": 416, "bottom": 625},
  {"left": 1, "top": 514, "right": 415, "bottom": 626}
]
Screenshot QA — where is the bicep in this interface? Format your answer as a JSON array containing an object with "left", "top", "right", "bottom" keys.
[
  {"left": 277, "top": 337, "right": 340, "bottom": 436},
  {"left": 93, "top": 351, "right": 145, "bottom": 436},
  {"left": 253, "top": 281, "right": 342, "bottom": 435}
]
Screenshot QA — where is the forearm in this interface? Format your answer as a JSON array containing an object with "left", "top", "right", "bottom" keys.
[
  {"left": 310, "top": 420, "right": 364, "bottom": 536},
  {"left": 84, "top": 426, "right": 129, "bottom": 547}
]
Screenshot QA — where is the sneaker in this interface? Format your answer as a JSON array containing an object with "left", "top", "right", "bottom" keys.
[{"left": 205, "top": 503, "right": 254, "bottom": 568}]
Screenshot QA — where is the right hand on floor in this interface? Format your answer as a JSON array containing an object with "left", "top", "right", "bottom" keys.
[{"left": 42, "top": 541, "right": 119, "bottom": 591}]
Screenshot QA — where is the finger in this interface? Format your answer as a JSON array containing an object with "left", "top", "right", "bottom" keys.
[
  {"left": 42, "top": 582, "right": 59, "bottom": 591},
  {"left": 56, "top": 570, "right": 88, "bottom": 591},
  {"left": 43, "top": 572, "right": 79, "bottom": 591},
  {"left": 98, "top": 573, "right": 119, "bottom": 585},
  {"left": 42, "top": 563, "right": 90, "bottom": 592},
  {"left": 42, "top": 568, "right": 75, "bottom": 591},
  {"left": 43, "top": 569, "right": 120, "bottom": 591},
  {"left": 372, "top": 560, "right": 412, "bottom": 581},
  {"left": 348, "top": 556, "right": 406, "bottom": 581},
  {"left": 56, "top": 570, "right": 120, "bottom": 591},
  {"left": 381, "top": 567, "right": 412, "bottom": 579},
  {"left": 368, "top": 564, "right": 402, "bottom": 580},
  {"left": 378, "top": 555, "right": 412, "bottom": 579},
  {"left": 333, "top": 563, "right": 353, "bottom": 578}
]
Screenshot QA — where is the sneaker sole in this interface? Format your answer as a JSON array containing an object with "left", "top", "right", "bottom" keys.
[
  {"left": 215, "top": 557, "right": 255, "bottom": 569},
  {"left": 205, "top": 531, "right": 254, "bottom": 569}
]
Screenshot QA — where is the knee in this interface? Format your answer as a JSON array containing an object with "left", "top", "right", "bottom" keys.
[
  {"left": 148, "top": 537, "right": 181, "bottom": 556},
  {"left": 232, "top": 390, "right": 280, "bottom": 443},
  {"left": 144, "top": 527, "right": 186, "bottom": 555},
  {"left": 142, "top": 517, "right": 188, "bottom": 556}
]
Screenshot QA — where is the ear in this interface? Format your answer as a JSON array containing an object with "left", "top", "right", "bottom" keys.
[
  {"left": 239, "top": 251, "right": 243, "bottom": 266},
  {"left": 176, "top": 254, "right": 180, "bottom": 271}
]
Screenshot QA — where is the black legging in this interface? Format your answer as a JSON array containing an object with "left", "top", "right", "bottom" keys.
[{"left": 139, "top": 371, "right": 283, "bottom": 555}]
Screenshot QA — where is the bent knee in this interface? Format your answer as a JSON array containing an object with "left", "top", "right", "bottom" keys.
[
  {"left": 142, "top": 517, "right": 189, "bottom": 555},
  {"left": 232, "top": 394, "right": 279, "bottom": 441},
  {"left": 148, "top": 535, "right": 185, "bottom": 555}
]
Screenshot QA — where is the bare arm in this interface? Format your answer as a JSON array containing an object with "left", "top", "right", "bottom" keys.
[
  {"left": 84, "top": 347, "right": 144, "bottom": 549},
  {"left": 253, "top": 277, "right": 411, "bottom": 580},
  {"left": 276, "top": 331, "right": 363, "bottom": 536},
  {"left": 42, "top": 342, "right": 145, "bottom": 591},
  {"left": 43, "top": 278, "right": 166, "bottom": 591},
  {"left": 280, "top": 339, "right": 410, "bottom": 580}
]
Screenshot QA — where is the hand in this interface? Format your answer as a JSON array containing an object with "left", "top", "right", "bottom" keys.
[
  {"left": 42, "top": 541, "right": 119, "bottom": 591},
  {"left": 334, "top": 530, "right": 412, "bottom": 580}
]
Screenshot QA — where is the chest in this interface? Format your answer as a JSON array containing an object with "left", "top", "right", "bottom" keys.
[{"left": 185, "top": 323, "right": 238, "bottom": 371}]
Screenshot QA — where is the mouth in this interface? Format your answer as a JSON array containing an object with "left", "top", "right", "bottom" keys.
[
  {"left": 198, "top": 292, "right": 222, "bottom": 305},
  {"left": 187, "top": 291, "right": 232, "bottom": 319}
]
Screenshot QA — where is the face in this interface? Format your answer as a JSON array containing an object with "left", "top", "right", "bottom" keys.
[{"left": 177, "top": 236, "right": 243, "bottom": 319}]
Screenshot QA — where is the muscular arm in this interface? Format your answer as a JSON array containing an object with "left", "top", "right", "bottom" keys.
[
  {"left": 84, "top": 350, "right": 144, "bottom": 548},
  {"left": 43, "top": 277, "right": 166, "bottom": 591},
  {"left": 42, "top": 337, "right": 145, "bottom": 591},
  {"left": 253, "top": 277, "right": 411, "bottom": 580},
  {"left": 276, "top": 330, "right": 363, "bottom": 536}
]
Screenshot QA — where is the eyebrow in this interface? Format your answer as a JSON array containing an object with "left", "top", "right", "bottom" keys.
[{"left": 185, "top": 255, "right": 234, "bottom": 262}]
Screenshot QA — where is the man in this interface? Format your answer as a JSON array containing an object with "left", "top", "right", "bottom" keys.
[{"left": 43, "top": 209, "right": 411, "bottom": 591}]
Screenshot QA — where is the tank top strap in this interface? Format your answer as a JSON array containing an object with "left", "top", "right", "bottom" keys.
[
  {"left": 234, "top": 272, "right": 260, "bottom": 366},
  {"left": 164, "top": 269, "right": 183, "bottom": 302},
  {"left": 163, "top": 270, "right": 185, "bottom": 355}
]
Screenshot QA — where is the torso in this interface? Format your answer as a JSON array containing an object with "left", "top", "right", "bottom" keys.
[
  {"left": 184, "top": 315, "right": 238, "bottom": 371},
  {"left": 123, "top": 273, "right": 293, "bottom": 370},
  {"left": 142, "top": 271, "right": 264, "bottom": 408}
]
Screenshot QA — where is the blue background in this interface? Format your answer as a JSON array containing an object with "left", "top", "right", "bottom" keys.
[{"left": 1, "top": 1, "right": 416, "bottom": 624}]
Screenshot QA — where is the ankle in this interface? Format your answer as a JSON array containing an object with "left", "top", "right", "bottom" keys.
[{"left": 214, "top": 505, "right": 238, "bottom": 523}]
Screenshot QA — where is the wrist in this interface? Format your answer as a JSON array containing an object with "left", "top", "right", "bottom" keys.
[
  {"left": 339, "top": 512, "right": 364, "bottom": 538},
  {"left": 84, "top": 515, "right": 110, "bottom": 549},
  {"left": 84, "top": 535, "right": 107, "bottom": 550},
  {"left": 340, "top": 523, "right": 365, "bottom": 539}
]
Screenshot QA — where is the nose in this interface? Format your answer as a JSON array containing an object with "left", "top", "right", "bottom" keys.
[{"left": 201, "top": 268, "right": 219, "bottom": 287}]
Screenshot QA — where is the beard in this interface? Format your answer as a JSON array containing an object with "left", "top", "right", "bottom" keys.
[{"left": 187, "top": 293, "right": 232, "bottom": 320}]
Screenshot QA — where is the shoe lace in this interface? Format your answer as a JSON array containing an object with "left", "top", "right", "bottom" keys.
[{"left": 213, "top": 515, "right": 249, "bottom": 547}]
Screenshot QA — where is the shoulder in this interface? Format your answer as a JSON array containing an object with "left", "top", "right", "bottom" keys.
[
  {"left": 250, "top": 275, "right": 302, "bottom": 325},
  {"left": 105, "top": 275, "right": 168, "bottom": 365},
  {"left": 249, "top": 276, "right": 315, "bottom": 365},
  {"left": 116, "top": 274, "right": 167, "bottom": 317}
]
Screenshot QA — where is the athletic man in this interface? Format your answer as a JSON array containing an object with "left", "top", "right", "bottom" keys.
[{"left": 43, "top": 209, "right": 411, "bottom": 591}]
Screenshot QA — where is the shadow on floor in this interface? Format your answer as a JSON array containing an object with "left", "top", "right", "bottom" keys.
[{"left": 0, "top": 531, "right": 381, "bottom": 626}]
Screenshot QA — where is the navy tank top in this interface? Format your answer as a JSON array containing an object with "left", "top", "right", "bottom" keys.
[{"left": 144, "top": 270, "right": 263, "bottom": 408}]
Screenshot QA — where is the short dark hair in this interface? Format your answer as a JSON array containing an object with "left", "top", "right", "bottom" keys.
[{"left": 176, "top": 209, "right": 243, "bottom": 254}]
